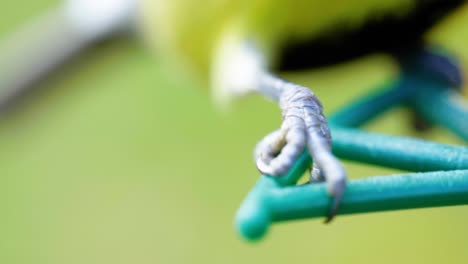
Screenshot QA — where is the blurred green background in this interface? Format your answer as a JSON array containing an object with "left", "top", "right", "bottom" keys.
[{"left": 1, "top": 1, "right": 467, "bottom": 264}]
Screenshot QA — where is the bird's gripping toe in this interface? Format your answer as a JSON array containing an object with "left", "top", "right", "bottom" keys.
[{"left": 254, "top": 75, "right": 347, "bottom": 222}]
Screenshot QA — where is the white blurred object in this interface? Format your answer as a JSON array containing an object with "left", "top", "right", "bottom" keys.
[
  {"left": 0, "top": 0, "right": 138, "bottom": 109},
  {"left": 211, "top": 37, "right": 267, "bottom": 109},
  {"left": 65, "top": 0, "right": 137, "bottom": 40}
]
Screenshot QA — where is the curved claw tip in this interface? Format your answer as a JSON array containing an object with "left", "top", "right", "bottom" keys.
[
  {"left": 255, "top": 157, "right": 282, "bottom": 177},
  {"left": 324, "top": 181, "right": 345, "bottom": 224},
  {"left": 323, "top": 166, "right": 346, "bottom": 223},
  {"left": 324, "top": 195, "right": 342, "bottom": 224}
]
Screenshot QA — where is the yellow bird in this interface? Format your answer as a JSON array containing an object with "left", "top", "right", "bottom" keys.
[
  {"left": 140, "top": 0, "right": 466, "bottom": 219},
  {"left": 0, "top": 0, "right": 465, "bottom": 220}
]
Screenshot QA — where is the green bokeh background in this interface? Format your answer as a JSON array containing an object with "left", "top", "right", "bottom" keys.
[{"left": 1, "top": 1, "right": 467, "bottom": 263}]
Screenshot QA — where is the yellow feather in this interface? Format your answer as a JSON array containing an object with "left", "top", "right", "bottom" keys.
[{"left": 140, "top": 0, "right": 416, "bottom": 77}]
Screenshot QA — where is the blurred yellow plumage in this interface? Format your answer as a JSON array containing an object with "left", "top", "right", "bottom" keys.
[
  {"left": 140, "top": 1, "right": 466, "bottom": 217},
  {"left": 141, "top": 0, "right": 417, "bottom": 76}
]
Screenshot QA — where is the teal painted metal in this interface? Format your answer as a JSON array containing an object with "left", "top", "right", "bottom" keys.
[
  {"left": 236, "top": 56, "right": 468, "bottom": 242},
  {"left": 332, "top": 127, "right": 468, "bottom": 172},
  {"left": 411, "top": 80, "right": 468, "bottom": 141},
  {"left": 237, "top": 170, "right": 468, "bottom": 241},
  {"left": 329, "top": 81, "right": 413, "bottom": 127}
]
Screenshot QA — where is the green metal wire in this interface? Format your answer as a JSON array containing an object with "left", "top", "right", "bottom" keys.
[
  {"left": 328, "top": 80, "right": 413, "bottom": 127},
  {"left": 332, "top": 127, "right": 468, "bottom": 172},
  {"left": 411, "top": 80, "right": 468, "bottom": 141},
  {"left": 237, "top": 170, "right": 468, "bottom": 240}
]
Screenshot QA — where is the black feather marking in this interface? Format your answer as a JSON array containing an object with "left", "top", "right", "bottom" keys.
[{"left": 278, "top": 0, "right": 466, "bottom": 71}]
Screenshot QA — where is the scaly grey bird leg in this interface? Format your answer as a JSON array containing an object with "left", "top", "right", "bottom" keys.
[
  {"left": 211, "top": 36, "right": 346, "bottom": 221},
  {"left": 254, "top": 73, "right": 347, "bottom": 222}
]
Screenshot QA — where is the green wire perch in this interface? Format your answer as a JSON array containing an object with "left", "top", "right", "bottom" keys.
[{"left": 236, "top": 57, "right": 468, "bottom": 241}]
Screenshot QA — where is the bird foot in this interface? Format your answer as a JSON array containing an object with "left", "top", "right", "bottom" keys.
[{"left": 254, "top": 75, "right": 347, "bottom": 222}]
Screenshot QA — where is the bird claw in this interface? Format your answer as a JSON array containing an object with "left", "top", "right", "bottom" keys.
[
  {"left": 255, "top": 120, "right": 306, "bottom": 176},
  {"left": 324, "top": 195, "right": 342, "bottom": 224},
  {"left": 254, "top": 77, "right": 347, "bottom": 221},
  {"left": 323, "top": 161, "right": 347, "bottom": 223}
]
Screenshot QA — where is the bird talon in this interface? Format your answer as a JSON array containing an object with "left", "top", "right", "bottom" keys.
[
  {"left": 254, "top": 118, "right": 306, "bottom": 177},
  {"left": 324, "top": 194, "right": 342, "bottom": 224},
  {"left": 254, "top": 74, "right": 347, "bottom": 222},
  {"left": 323, "top": 166, "right": 346, "bottom": 223},
  {"left": 310, "top": 164, "right": 325, "bottom": 183}
]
